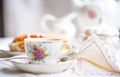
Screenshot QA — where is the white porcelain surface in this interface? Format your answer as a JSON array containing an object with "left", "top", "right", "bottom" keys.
[
  {"left": 40, "top": 13, "right": 77, "bottom": 41},
  {"left": 10, "top": 55, "right": 73, "bottom": 74},
  {"left": 24, "top": 38, "right": 71, "bottom": 64}
]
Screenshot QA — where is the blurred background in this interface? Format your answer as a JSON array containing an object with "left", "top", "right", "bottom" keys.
[{"left": 0, "top": 0, "right": 120, "bottom": 37}]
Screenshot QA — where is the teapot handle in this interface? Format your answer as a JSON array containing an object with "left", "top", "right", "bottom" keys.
[{"left": 40, "top": 14, "right": 56, "bottom": 32}]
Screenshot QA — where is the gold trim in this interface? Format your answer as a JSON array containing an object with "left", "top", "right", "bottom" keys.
[{"left": 77, "top": 57, "right": 120, "bottom": 73}]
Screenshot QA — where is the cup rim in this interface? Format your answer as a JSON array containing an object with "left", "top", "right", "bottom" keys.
[{"left": 24, "top": 38, "right": 62, "bottom": 42}]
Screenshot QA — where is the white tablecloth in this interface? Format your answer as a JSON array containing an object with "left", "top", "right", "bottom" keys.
[{"left": 0, "top": 37, "right": 120, "bottom": 77}]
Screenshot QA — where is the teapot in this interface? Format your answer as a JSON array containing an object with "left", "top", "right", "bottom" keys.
[
  {"left": 40, "top": 13, "right": 77, "bottom": 41},
  {"left": 75, "top": 5, "right": 103, "bottom": 33}
]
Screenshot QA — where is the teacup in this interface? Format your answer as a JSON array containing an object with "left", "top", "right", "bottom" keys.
[{"left": 24, "top": 38, "right": 71, "bottom": 64}]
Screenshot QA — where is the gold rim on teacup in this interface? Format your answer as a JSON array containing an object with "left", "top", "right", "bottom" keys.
[{"left": 24, "top": 38, "right": 67, "bottom": 43}]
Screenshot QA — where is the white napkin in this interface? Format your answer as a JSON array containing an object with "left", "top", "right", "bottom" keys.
[{"left": 75, "top": 34, "right": 120, "bottom": 74}]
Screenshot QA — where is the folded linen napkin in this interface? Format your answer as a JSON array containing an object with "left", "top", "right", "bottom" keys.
[{"left": 76, "top": 34, "right": 120, "bottom": 73}]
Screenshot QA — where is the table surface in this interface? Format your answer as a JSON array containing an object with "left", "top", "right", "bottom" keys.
[{"left": 0, "top": 37, "right": 120, "bottom": 77}]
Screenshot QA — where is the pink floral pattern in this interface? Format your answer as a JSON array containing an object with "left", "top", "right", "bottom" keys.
[
  {"left": 88, "top": 10, "right": 96, "bottom": 19},
  {"left": 29, "top": 44, "right": 48, "bottom": 62},
  {"left": 33, "top": 49, "right": 45, "bottom": 60}
]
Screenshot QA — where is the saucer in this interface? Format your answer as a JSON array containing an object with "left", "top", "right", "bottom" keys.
[{"left": 10, "top": 55, "right": 73, "bottom": 74}]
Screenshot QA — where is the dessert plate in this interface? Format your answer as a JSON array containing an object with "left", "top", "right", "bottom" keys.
[
  {"left": 0, "top": 50, "right": 25, "bottom": 56},
  {"left": 10, "top": 55, "right": 73, "bottom": 74}
]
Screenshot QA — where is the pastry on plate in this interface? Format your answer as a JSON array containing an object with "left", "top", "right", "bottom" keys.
[
  {"left": 9, "top": 34, "right": 44, "bottom": 52},
  {"left": 9, "top": 34, "right": 66, "bottom": 52}
]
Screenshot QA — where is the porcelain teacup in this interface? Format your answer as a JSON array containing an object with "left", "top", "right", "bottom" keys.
[{"left": 24, "top": 38, "right": 71, "bottom": 64}]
